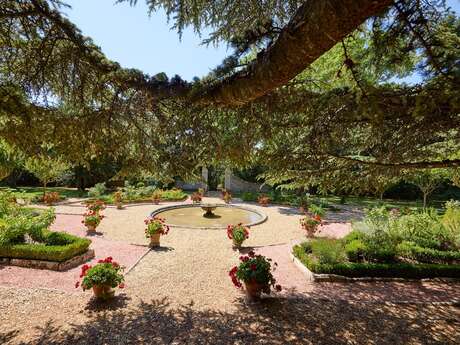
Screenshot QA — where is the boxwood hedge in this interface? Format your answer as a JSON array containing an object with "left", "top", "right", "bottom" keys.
[
  {"left": 0, "top": 230, "right": 91, "bottom": 262},
  {"left": 293, "top": 244, "right": 460, "bottom": 279}
]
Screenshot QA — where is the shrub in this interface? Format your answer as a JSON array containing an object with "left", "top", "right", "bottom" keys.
[
  {"left": 293, "top": 244, "right": 460, "bottom": 279},
  {"left": 310, "top": 238, "right": 346, "bottom": 265},
  {"left": 344, "top": 239, "right": 367, "bottom": 262},
  {"left": 0, "top": 231, "right": 91, "bottom": 262},
  {"left": 241, "top": 192, "right": 258, "bottom": 202},
  {"left": 0, "top": 208, "right": 56, "bottom": 245},
  {"left": 88, "top": 183, "right": 107, "bottom": 198},
  {"left": 396, "top": 241, "right": 460, "bottom": 264},
  {"left": 160, "top": 188, "right": 186, "bottom": 200},
  {"left": 229, "top": 251, "right": 281, "bottom": 293},
  {"left": 442, "top": 200, "right": 460, "bottom": 248},
  {"left": 307, "top": 204, "right": 325, "bottom": 217},
  {"left": 392, "top": 210, "right": 456, "bottom": 250}
]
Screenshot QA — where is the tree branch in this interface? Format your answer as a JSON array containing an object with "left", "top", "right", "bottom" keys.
[{"left": 327, "top": 153, "right": 460, "bottom": 169}]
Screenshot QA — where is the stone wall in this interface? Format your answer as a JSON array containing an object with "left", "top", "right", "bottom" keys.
[{"left": 224, "top": 168, "right": 271, "bottom": 193}]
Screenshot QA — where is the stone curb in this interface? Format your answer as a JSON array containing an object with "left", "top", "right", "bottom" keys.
[
  {"left": 150, "top": 203, "right": 268, "bottom": 229},
  {"left": 0, "top": 249, "right": 95, "bottom": 271}
]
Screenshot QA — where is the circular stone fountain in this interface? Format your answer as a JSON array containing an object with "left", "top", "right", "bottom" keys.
[{"left": 150, "top": 204, "right": 267, "bottom": 229}]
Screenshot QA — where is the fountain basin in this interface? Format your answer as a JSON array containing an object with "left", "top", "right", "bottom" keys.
[{"left": 150, "top": 204, "right": 267, "bottom": 229}]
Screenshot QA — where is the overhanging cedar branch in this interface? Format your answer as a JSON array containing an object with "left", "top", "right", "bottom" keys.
[
  {"left": 4, "top": 1, "right": 394, "bottom": 106},
  {"left": 193, "top": 0, "right": 394, "bottom": 107},
  {"left": 328, "top": 153, "right": 460, "bottom": 169}
]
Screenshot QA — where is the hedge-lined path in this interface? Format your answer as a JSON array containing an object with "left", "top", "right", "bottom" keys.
[{"left": 1, "top": 198, "right": 460, "bottom": 344}]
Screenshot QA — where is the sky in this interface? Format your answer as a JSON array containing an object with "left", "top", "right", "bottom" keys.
[
  {"left": 66, "top": 0, "right": 460, "bottom": 82},
  {"left": 65, "top": 0, "right": 228, "bottom": 81}
]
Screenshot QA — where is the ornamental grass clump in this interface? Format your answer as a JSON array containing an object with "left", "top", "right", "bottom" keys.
[
  {"left": 144, "top": 216, "right": 170, "bottom": 247},
  {"left": 227, "top": 223, "right": 249, "bottom": 247},
  {"left": 75, "top": 257, "right": 125, "bottom": 300},
  {"left": 229, "top": 251, "right": 281, "bottom": 299}
]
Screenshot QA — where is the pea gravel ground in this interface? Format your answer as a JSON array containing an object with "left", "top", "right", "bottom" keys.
[{"left": 1, "top": 197, "right": 459, "bottom": 344}]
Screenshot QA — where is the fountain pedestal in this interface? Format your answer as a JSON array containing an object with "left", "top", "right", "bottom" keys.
[{"left": 201, "top": 204, "right": 217, "bottom": 218}]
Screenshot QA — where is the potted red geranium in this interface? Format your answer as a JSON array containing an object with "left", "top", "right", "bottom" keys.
[
  {"left": 227, "top": 223, "right": 249, "bottom": 248},
  {"left": 191, "top": 192, "right": 202, "bottom": 204},
  {"left": 87, "top": 199, "right": 106, "bottom": 214},
  {"left": 257, "top": 195, "right": 270, "bottom": 207},
  {"left": 229, "top": 251, "right": 281, "bottom": 300},
  {"left": 75, "top": 257, "right": 125, "bottom": 300},
  {"left": 300, "top": 215, "right": 322, "bottom": 238},
  {"left": 82, "top": 211, "right": 104, "bottom": 233},
  {"left": 144, "top": 216, "right": 170, "bottom": 247}
]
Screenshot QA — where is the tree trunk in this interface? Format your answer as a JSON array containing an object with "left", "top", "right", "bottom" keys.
[
  {"left": 43, "top": 181, "right": 47, "bottom": 197},
  {"left": 194, "top": 0, "right": 394, "bottom": 106},
  {"left": 423, "top": 192, "right": 427, "bottom": 208}
]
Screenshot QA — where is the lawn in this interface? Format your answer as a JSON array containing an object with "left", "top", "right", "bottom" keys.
[{"left": 0, "top": 186, "right": 88, "bottom": 200}]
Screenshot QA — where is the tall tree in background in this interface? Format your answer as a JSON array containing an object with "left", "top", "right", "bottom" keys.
[{"left": 25, "top": 155, "right": 70, "bottom": 196}]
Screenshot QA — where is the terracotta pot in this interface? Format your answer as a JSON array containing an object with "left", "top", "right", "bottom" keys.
[
  {"left": 86, "top": 224, "right": 96, "bottom": 233},
  {"left": 92, "top": 285, "right": 114, "bottom": 300},
  {"left": 153, "top": 199, "right": 160, "bottom": 205},
  {"left": 232, "top": 239, "right": 243, "bottom": 248},
  {"left": 116, "top": 202, "right": 123, "bottom": 209},
  {"left": 149, "top": 233, "right": 161, "bottom": 247},
  {"left": 244, "top": 281, "right": 264, "bottom": 300}
]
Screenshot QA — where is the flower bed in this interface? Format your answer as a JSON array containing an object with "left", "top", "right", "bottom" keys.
[
  {"left": 293, "top": 243, "right": 460, "bottom": 279},
  {"left": 292, "top": 202, "right": 460, "bottom": 280}
]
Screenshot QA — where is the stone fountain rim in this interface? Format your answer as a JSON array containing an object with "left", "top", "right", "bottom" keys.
[{"left": 149, "top": 203, "right": 268, "bottom": 229}]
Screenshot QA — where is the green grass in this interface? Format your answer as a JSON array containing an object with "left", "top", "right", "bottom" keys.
[{"left": 0, "top": 186, "right": 87, "bottom": 200}]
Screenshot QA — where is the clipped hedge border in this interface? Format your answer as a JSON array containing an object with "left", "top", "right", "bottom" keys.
[
  {"left": 293, "top": 244, "right": 460, "bottom": 280},
  {"left": 0, "top": 231, "right": 91, "bottom": 262}
]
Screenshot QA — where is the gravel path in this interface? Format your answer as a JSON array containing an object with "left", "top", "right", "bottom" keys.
[{"left": 1, "top": 197, "right": 459, "bottom": 344}]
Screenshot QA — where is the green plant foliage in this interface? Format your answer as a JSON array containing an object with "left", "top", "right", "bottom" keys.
[
  {"left": 24, "top": 154, "right": 70, "bottom": 195},
  {"left": 241, "top": 192, "right": 258, "bottom": 202},
  {"left": 310, "top": 239, "right": 346, "bottom": 265},
  {"left": 344, "top": 240, "right": 368, "bottom": 262},
  {"left": 293, "top": 244, "right": 460, "bottom": 278},
  {"left": 0, "top": 231, "right": 91, "bottom": 262},
  {"left": 87, "top": 183, "right": 107, "bottom": 198},
  {"left": 396, "top": 241, "right": 460, "bottom": 264}
]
